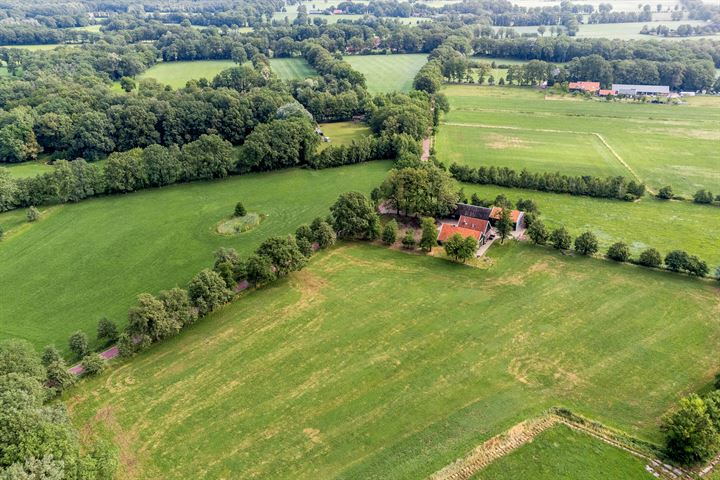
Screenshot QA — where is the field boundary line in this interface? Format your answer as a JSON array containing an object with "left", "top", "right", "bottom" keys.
[{"left": 442, "top": 122, "right": 652, "bottom": 193}]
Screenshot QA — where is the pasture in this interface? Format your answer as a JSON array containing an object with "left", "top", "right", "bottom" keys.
[
  {"left": 0, "top": 162, "right": 390, "bottom": 352},
  {"left": 0, "top": 44, "right": 78, "bottom": 51},
  {"left": 317, "top": 121, "right": 372, "bottom": 150},
  {"left": 344, "top": 54, "right": 428, "bottom": 93},
  {"left": 137, "top": 60, "right": 237, "bottom": 89},
  {"left": 3, "top": 159, "right": 55, "bottom": 178},
  {"left": 67, "top": 242, "right": 720, "bottom": 478},
  {"left": 475, "top": 425, "right": 651, "bottom": 479},
  {"left": 439, "top": 85, "right": 720, "bottom": 197},
  {"left": 268, "top": 57, "right": 317, "bottom": 81}
]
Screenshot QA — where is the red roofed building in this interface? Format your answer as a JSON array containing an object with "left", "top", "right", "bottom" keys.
[
  {"left": 437, "top": 224, "right": 482, "bottom": 244},
  {"left": 458, "top": 215, "right": 490, "bottom": 234},
  {"left": 490, "top": 208, "right": 525, "bottom": 231},
  {"left": 598, "top": 89, "right": 616, "bottom": 96},
  {"left": 568, "top": 81, "right": 600, "bottom": 93}
]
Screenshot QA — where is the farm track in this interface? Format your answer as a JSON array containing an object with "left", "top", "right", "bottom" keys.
[
  {"left": 428, "top": 413, "right": 697, "bottom": 480},
  {"left": 442, "top": 122, "right": 652, "bottom": 193}
]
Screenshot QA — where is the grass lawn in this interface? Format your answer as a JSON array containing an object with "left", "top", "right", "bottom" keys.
[
  {"left": 474, "top": 424, "right": 651, "bottom": 479},
  {"left": 0, "top": 162, "right": 391, "bottom": 352},
  {"left": 344, "top": 54, "right": 428, "bottom": 93},
  {"left": 268, "top": 57, "right": 317, "bottom": 81},
  {"left": 317, "top": 121, "right": 372, "bottom": 150},
  {"left": 2, "top": 159, "right": 55, "bottom": 178},
  {"left": 137, "top": 60, "right": 237, "bottom": 89},
  {"left": 66, "top": 242, "right": 720, "bottom": 478},
  {"left": 0, "top": 44, "right": 79, "bottom": 51},
  {"left": 70, "top": 24, "right": 102, "bottom": 32},
  {"left": 440, "top": 85, "right": 720, "bottom": 197}
]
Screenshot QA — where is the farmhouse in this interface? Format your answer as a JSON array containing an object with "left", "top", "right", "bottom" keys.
[
  {"left": 437, "top": 224, "right": 482, "bottom": 244},
  {"left": 598, "top": 89, "right": 616, "bottom": 96},
  {"left": 568, "top": 81, "right": 600, "bottom": 93},
  {"left": 611, "top": 84, "right": 670, "bottom": 96},
  {"left": 490, "top": 207, "right": 524, "bottom": 232}
]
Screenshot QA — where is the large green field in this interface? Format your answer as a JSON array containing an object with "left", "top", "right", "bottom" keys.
[
  {"left": 501, "top": 20, "right": 714, "bottom": 40},
  {"left": 137, "top": 60, "right": 237, "bottom": 88},
  {"left": 439, "top": 85, "right": 720, "bottom": 196},
  {"left": 268, "top": 57, "right": 317, "bottom": 81},
  {"left": 474, "top": 424, "right": 651, "bottom": 479},
  {"left": 67, "top": 242, "right": 720, "bottom": 478},
  {"left": 317, "top": 121, "right": 373, "bottom": 150},
  {"left": 344, "top": 54, "right": 428, "bottom": 93},
  {"left": 0, "top": 162, "right": 390, "bottom": 352},
  {"left": 3, "top": 159, "right": 55, "bottom": 178}
]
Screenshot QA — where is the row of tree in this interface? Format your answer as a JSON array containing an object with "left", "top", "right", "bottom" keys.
[{"left": 450, "top": 163, "right": 646, "bottom": 201}]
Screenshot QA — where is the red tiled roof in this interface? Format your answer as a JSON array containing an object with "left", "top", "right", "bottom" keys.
[
  {"left": 568, "top": 81, "right": 600, "bottom": 92},
  {"left": 437, "top": 224, "right": 481, "bottom": 243},
  {"left": 598, "top": 89, "right": 616, "bottom": 96},
  {"left": 458, "top": 215, "right": 490, "bottom": 233},
  {"left": 490, "top": 207, "right": 521, "bottom": 223}
]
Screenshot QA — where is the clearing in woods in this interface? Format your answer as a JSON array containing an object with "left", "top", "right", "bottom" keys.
[
  {"left": 438, "top": 85, "right": 720, "bottom": 196},
  {"left": 344, "top": 54, "right": 428, "bottom": 93},
  {"left": 137, "top": 60, "right": 237, "bottom": 88},
  {"left": 67, "top": 242, "right": 720, "bottom": 479}
]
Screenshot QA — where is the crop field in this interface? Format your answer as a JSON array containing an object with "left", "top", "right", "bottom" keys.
[
  {"left": 439, "top": 85, "right": 720, "bottom": 197},
  {"left": 344, "top": 54, "right": 428, "bottom": 93},
  {"left": 0, "top": 162, "right": 390, "bottom": 352},
  {"left": 474, "top": 425, "right": 651, "bottom": 479},
  {"left": 268, "top": 57, "right": 317, "bottom": 81},
  {"left": 317, "top": 121, "right": 372, "bottom": 150},
  {"left": 137, "top": 60, "right": 237, "bottom": 89},
  {"left": 67, "top": 242, "right": 720, "bottom": 478}
]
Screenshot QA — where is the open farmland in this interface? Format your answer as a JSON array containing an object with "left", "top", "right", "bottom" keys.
[
  {"left": 137, "top": 60, "right": 237, "bottom": 88},
  {"left": 474, "top": 424, "right": 651, "bottom": 479},
  {"left": 500, "top": 19, "right": 714, "bottom": 40},
  {"left": 0, "top": 162, "right": 390, "bottom": 352},
  {"left": 318, "top": 121, "right": 373, "bottom": 150},
  {"left": 439, "top": 85, "right": 720, "bottom": 196},
  {"left": 67, "top": 242, "right": 720, "bottom": 478},
  {"left": 268, "top": 57, "right": 317, "bottom": 80},
  {"left": 344, "top": 54, "right": 428, "bottom": 93}
]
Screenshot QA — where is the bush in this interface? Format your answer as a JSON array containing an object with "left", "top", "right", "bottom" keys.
[
  {"left": 606, "top": 242, "right": 630, "bottom": 262},
  {"left": 313, "top": 220, "right": 336, "bottom": 249},
  {"left": 549, "top": 227, "right": 572, "bottom": 250},
  {"left": 574, "top": 231, "right": 599, "bottom": 256},
  {"left": 81, "top": 354, "right": 105, "bottom": 376},
  {"left": 117, "top": 332, "right": 136, "bottom": 358},
  {"left": 657, "top": 185, "right": 673, "bottom": 199},
  {"left": 234, "top": 202, "right": 247, "bottom": 217},
  {"left": 665, "top": 250, "right": 690, "bottom": 272},
  {"left": 693, "top": 189, "right": 714, "bottom": 204},
  {"left": 661, "top": 394, "right": 719, "bottom": 465},
  {"left": 26, "top": 206, "right": 40, "bottom": 222},
  {"left": 96, "top": 318, "right": 119, "bottom": 343},
  {"left": 296, "top": 236, "right": 313, "bottom": 257},
  {"left": 419, "top": 217, "right": 438, "bottom": 252},
  {"left": 527, "top": 220, "right": 548, "bottom": 245},
  {"left": 188, "top": 269, "right": 232, "bottom": 316},
  {"left": 686, "top": 255, "right": 709, "bottom": 277},
  {"left": 382, "top": 220, "right": 398, "bottom": 245},
  {"left": 68, "top": 331, "right": 89, "bottom": 359},
  {"left": 638, "top": 248, "right": 662, "bottom": 268},
  {"left": 401, "top": 229, "right": 416, "bottom": 249}
]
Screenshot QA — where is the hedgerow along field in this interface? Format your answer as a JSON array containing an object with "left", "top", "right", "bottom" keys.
[
  {"left": 439, "top": 85, "right": 720, "bottom": 197},
  {"left": 499, "top": 19, "right": 712, "bottom": 40},
  {"left": 66, "top": 242, "right": 720, "bottom": 478},
  {"left": 344, "top": 54, "right": 428, "bottom": 93},
  {"left": 0, "top": 162, "right": 390, "bottom": 352},
  {"left": 474, "top": 424, "right": 651, "bottom": 479}
]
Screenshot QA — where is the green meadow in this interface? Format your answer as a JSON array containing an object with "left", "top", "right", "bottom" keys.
[
  {"left": 268, "top": 57, "right": 317, "bottom": 81},
  {"left": 3, "top": 159, "right": 55, "bottom": 178},
  {"left": 344, "top": 54, "right": 428, "bottom": 93},
  {"left": 317, "top": 121, "right": 373, "bottom": 150},
  {"left": 67, "top": 242, "right": 720, "bottom": 478},
  {"left": 474, "top": 424, "right": 651, "bottom": 479},
  {"left": 439, "top": 85, "right": 720, "bottom": 196},
  {"left": 0, "top": 162, "right": 390, "bottom": 352},
  {"left": 137, "top": 60, "right": 237, "bottom": 88}
]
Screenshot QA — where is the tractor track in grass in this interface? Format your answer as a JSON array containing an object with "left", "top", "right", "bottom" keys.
[{"left": 441, "top": 122, "right": 653, "bottom": 194}]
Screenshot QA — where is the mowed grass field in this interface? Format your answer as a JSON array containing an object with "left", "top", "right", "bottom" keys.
[
  {"left": 439, "top": 85, "right": 720, "bottom": 196},
  {"left": 67, "top": 242, "right": 720, "bottom": 478},
  {"left": 474, "top": 425, "right": 651, "bottom": 479},
  {"left": 0, "top": 162, "right": 390, "bottom": 352},
  {"left": 3, "top": 159, "right": 55, "bottom": 178},
  {"left": 344, "top": 54, "right": 428, "bottom": 93},
  {"left": 137, "top": 60, "right": 237, "bottom": 88},
  {"left": 268, "top": 57, "right": 317, "bottom": 81},
  {"left": 317, "top": 121, "right": 372, "bottom": 150}
]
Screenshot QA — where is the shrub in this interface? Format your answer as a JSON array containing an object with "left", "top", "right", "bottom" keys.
[
  {"left": 638, "top": 248, "right": 662, "bottom": 268},
  {"left": 296, "top": 236, "right": 313, "bottom": 257},
  {"left": 527, "top": 220, "right": 548, "bottom": 245},
  {"left": 686, "top": 255, "right": 709, "bottom": 277},
  {"left": 419, "top": 217, "right": 438, "bottom": 252},
  {"left": 234, "top": 202, "right": 247, "bottom": 217},
  {"left": 81, "top": 354, "right": 105, "bottom": 376},
  {"left": 26, "top": 206, "right": 40, "bottom": 222},
  {"left": 606, "top": 242, "right": 630, "bottom": 262},
  {"left": 693, "top": 189, "right": 714, "bottom": 204},
  {"left": 313, "top": 220, "right": 336, "bottom": 249},
  {"left": 68, "top": 331, "right": 89, "bottom": 359},
  {"left": 96, "top": 318, "right": 119, "bottom": 343},
  {"left": 117, "top": 332, "right": 136, "bottom": 358},
  {"left": 665, "top": 250, "right": 690, "bottom": 272},
  {"left": 549, "top": 227, "right": 572, "bottom": 250},
  {"left": 444, "top": 233, "right": 476, "bottom": 263},
  {"left": 382, "top": 220, "right": 398, "bottom": 245},
  {"left": 574, "top": 231, "right": 599, "bottom": 255},
  {"left": 41, "top": 345, "right": 62, "bottom": 367},
  {"left": 401, "top": 229, "right": 416, "bottom": 249},
  {"left": 657, "top": 185, "right": 673, "bottom": 199},
  {"left": 661, "top": 394, "right": 719, "bottom": 465},
  {"left": 188, "top": 269, "right": 232, "bottom": 316}
]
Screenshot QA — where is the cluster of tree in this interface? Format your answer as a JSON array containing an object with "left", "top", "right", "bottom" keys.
[
  {"left": 661, "top": 388, "right": 720, "bottom": 465},
  {"left": 375, "top": 164, "right": 459, "bottom": 217},
  {"left": 413, "top": 60, "right": 444, "bottom": 94},
  {"left": 308, "top": 132, "right": 419, "bottom": 169},
  {"left": 588, "top": 10, "right": 653, "bottom": 24},
  {"left": 450, "top": 163, "right": 646, "bottom": 201},
  {"left": 641, "top": 22, "right": 720, "bottom": 38},
  {"left": 658, "top": 186, "right": 720, "bottom": 205},
  {"left": 0, "top": 24, "right": 99, "bottom": 46},
  {"left": 368, "top": 91, "right": 435, "bottom": 141},
  {"left": 0, "top": 339, "right": 117, "bottom": 478}
]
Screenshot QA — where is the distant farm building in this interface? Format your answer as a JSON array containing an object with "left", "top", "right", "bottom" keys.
[
  {"left": 598, "top": 89, "right": 616, "bottom": 96},
  {"left": 568, "top": 81, "right": 600, "bottom": 93},
  {"left": 490, "top": 207, "right": 524, "bottom": 232},
  {"left": 612, "top": 84, "right": 670, "bottom": 96}
]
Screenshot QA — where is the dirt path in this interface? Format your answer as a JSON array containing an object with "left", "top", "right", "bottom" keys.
[
  {"left": 442, "top": 122, "right": 651, "bottom": 193},
  {"left": 421, "top": 137, "right": 431, "bottom": 161}
]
